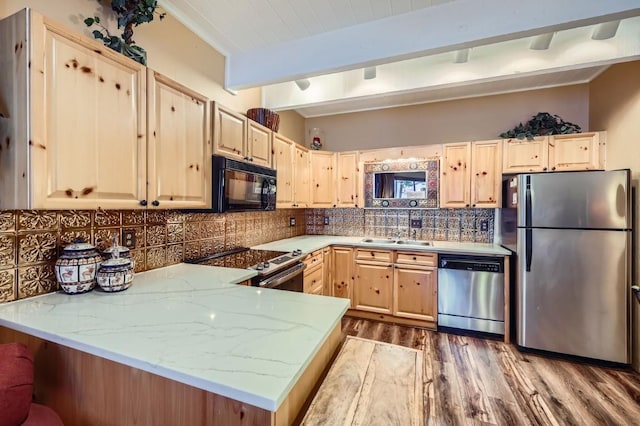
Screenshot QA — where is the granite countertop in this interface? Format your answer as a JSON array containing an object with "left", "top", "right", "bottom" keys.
[
  {"left": 252, "top": 235, "right": 511, "bottom": 256},
  {"left": 0, "top": 264, "right": 350, "bottom": 411}
]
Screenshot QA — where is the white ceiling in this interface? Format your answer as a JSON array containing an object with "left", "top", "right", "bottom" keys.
[{"left": 160, "top": 0, "right": 640, "bottom": 117}]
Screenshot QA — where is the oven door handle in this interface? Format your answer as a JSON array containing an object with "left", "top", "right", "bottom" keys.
[{"left": 259, "top": 263, "right": 306, "bottom": 288}]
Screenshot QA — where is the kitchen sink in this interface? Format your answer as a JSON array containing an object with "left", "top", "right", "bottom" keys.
[
  {"left": 360, "top": 238, "right": 432, "bottom": 246},
  {"left": 360, "top": 238, "right": 398, "bottom": 244},
  {"left": 395, "top": 240, "right": 432, "bottom": 246}
]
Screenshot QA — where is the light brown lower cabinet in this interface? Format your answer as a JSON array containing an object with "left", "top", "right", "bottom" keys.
[
  {"left": 331, "top": 247, "right": 354, "bottom": 305},
  {"left": 354, "top": 261, "right": 393, "bottom": 314},
  {"left": 393, "top": 264, "right": 437, "bottom": 322},
  {"left": 303, "top": 250, "right": 324, "bottom": 294},
  {"left": 343, "top": 249, "right": 437, "bottom": 328}
]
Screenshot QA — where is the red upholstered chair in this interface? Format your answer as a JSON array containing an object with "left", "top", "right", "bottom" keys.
[{"left": 0, "top": 343, "right": 63, "bottom": 426}]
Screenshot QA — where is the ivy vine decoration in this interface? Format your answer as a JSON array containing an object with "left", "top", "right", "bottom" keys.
[
  {"left": 84, "top": 0, "right": 166, "bottom": 65},
  {"left": 499, "top": 112, "right": 582, "bottom": 140}
]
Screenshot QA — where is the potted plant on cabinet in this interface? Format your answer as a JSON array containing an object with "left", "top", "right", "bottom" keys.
[{"left": 84, "top": 0, "right": 165, "bottom": 65}]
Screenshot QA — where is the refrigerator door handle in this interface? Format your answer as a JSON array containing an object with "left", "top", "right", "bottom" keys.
[
  {"left": 525, "top": 176, "right": 532, "bottom": 227},
  {"left": 525, "top": 229, "right": 533, "bottom": 272},
  {"left": 632, "top": 285, "right": 640, "bottom": 303}
]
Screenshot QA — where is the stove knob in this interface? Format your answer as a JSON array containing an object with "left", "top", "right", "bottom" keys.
[
  {"left": 256, "top": 264, "right": 264, "bottom": 271},
  {"left": 292, "top": 249, "right": 302, "bottom": 256},
  {"left": 262, "top": 261, "right": 270, "bottom": 268}
]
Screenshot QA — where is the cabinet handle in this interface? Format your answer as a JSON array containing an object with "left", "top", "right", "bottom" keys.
[
  {"left": 472, "top": 204, "right": 476, "bottom": 208},
  {"left": 465, "top": 204, "right": 470, "bottom": 208},
  {"left": 413, "top": 256, "right": 417, "bottom": 260},
  {"left": 543, "top": 167, "right": 548, "bottom": 171},
  {"left": 139, "top": 199, "right": 148, "bottom": 206},
  {"left": 551, "top": 166, "right": 556, "bottom": 171},
  {"left": 152, "top": 200, "right": 160, "bottom": 207}
]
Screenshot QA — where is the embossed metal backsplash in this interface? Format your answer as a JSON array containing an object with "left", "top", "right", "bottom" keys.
[
  {"left": 306, "top": 208, "right": 495, "bottom": 243},
  {"left": 0, "top": 209, "right": 305, "bottom": 303}
]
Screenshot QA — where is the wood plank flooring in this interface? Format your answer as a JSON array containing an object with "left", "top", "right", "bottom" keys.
[{"left": 339, "top": 317, "right": 640, "bottom": 426}]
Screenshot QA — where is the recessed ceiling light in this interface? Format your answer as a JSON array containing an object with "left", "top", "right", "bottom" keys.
[
  {"left": 454, "top": 49, "right": 470, "bottom": 63},
  {"left": 295, "top": 79, "right": 310, "bottom": 90},
  {"left": 529, "top": 32, "right": 555, "bottom": 50},
  {"left": 363, "top": 66, "right": 377, "bottom": 80},
  {"left": 592, "top": 20, "right": 620, "bottom": 40}
]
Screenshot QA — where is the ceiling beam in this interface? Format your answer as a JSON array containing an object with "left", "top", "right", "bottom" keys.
[{"left": 225, "top": 0, "right": 640, "bottom": 89}]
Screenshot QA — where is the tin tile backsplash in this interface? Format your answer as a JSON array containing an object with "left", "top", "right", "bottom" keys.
[
  {"left": 0, "top": 209, "right": 305, "bottom": 303},
  {"left": 306, "top": 208, "right": 495, "bottom": 243}
]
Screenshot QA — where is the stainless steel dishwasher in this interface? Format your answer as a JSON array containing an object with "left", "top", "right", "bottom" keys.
[{"left": 438, "top": 255, "right": 505, "bottom": 335}]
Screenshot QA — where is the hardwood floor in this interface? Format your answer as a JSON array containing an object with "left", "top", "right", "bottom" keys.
[{"left": 340, "top": 317, "right": 640, "bottom": 426}]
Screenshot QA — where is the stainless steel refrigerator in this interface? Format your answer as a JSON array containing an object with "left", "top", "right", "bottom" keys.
[{"left": 502, "top": 170, "right": 632, "bottom": 363}]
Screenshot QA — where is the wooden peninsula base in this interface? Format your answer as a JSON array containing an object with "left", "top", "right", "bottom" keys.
[{"left": 0, "top": 323, "right": 342, "bottom": 426}]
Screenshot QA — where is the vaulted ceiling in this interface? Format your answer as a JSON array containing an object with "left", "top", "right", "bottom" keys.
[{"left": 160, "top": 0, "right": 640, "bottom": 116}]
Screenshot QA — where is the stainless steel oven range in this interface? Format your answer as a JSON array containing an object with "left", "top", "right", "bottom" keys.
[{"left": 186, "top": 247, "right": 307, "bottom": 292}]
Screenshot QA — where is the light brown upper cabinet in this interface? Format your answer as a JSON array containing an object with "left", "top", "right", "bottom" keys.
[
  {"left": 549, "top": 132, "right": 604, "bottom": 172},
  {"left": 310, "top": 151, "right": 336, "bottom": 207},
  {"left": 212, "top": 102, "right": 247, "bottom": 160},
  {"left": 246, "top": 120, "right": 273, "bottom": 167},
  {"left": 502, "top": 133, "right": 604, "bottom": 173},
  {"left": 273, "top": 133, "right": 294, "bottom": 207},
  {"left": 0, "top": 9, "right": 147, "bottom": 209},
  {"left": 358, "top": 144, "right": 442, "bottom": 163},
  {"left": 470, "top": 140, "right": 502, "bottom": 208},
  {"left": 147, "top": 70, "right": 211, "bottom": 209},
  {"left": 336, "top": 151, "right": 359, "bottom": 208},
  {"left": 441, "top": 141, "right": 501, "bottom": 208},
  {"left": 293, "top": 145, "right": 311, "bottom": 208},
  {"left": 502, "top": 136, "right": 549, "bottom": 173},
  {"left": 440, "top": 143, "right": 472, "bottom": 208}
]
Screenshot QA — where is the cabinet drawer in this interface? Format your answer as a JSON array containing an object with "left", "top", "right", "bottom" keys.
[
  {"left": 355, "top": 249, "right": 393, "bottom": 263},
  {"left": 304, "top": 265, "right": 324, "bottom": 293},
  {"left": 396, "top": 251, "right": 436, "bottom": 267},
  {"left": 304, "top": 251, "right": 323, "bottom": 269}
]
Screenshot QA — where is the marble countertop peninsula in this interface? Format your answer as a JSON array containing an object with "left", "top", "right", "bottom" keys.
[
  {"left": 253, "top": 235, "right": 511, "bottom": 256},
  {"left": 0, "top": 264, "right": 350, "bottom": 411}
]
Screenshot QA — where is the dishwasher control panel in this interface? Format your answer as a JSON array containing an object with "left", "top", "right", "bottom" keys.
[{"left": 439, "top": 255, "right": 503, "bottom": 273}]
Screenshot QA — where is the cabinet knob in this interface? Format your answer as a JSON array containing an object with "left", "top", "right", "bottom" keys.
[
  {"left": 152, "top": 200, "right": 160, "bottom": 207},
  {"left": 139, "top": 199, "right": 148, "bottom": 206},
  {"left": 543, "top": 167, "right": 548, "bottom": 171},
  {"left": 465, "top": 204, "right": 470, "bottom": 208},
  {"left": 472, "top": 204, "right": 476, "bottom": 208},
  {"left": 552, "top": 167, "right": 556, "bottom": 171}
]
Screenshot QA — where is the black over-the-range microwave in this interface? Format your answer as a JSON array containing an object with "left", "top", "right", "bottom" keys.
[{"left": 211, "top": 155, "right": 277, "bottom": 213}]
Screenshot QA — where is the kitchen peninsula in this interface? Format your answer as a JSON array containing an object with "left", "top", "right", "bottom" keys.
[{"left": 0, "top": 264, "right": 349, "bottom": 425}]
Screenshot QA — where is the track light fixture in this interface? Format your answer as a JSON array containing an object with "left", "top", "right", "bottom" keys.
[
  {"left": 295, "top": 79, "right": 310, "bottom": 91},
  {"left": 592, "top": 20, "right": 620, "bottom": 40},
  {"left": 529, "top": 32, "right": 555, "bottom": 50},
  {"left": 363, "top": 66, "right": 377, "bottom": 80},
  {"left": 454, "top": 49, "right": 470, "bottom": 63}
]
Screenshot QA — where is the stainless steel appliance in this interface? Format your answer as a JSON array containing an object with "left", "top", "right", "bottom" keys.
[
  {"left": 212, "top": 155, "right": 277, "bottom": 213},
  {"left": 438, "top": 255, "right": 505, "bottom": 334},
  {"left": 502, "top": 170, "right": 632, "bottom": 363},
  {"left": 186, "top": 247, "right": 306, "bottom": 292}
]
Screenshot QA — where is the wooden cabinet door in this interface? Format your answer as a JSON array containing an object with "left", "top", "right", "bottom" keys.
[
  {"left": 393, "top": 265, "right": 437, "bottom": 322},
  {"left": 310, "top": 151, "right": 336, "bottom": 207},
  {"left": 323, "top": 247, "right": 332, "bottom": 296},
  {"left": 549, "top": 133, "right": 602, "bottom": 171},
  {"left": 336, "top": 152, "right": 359, "bottom": 207},
  {"left": 471, "top": 140, "right": 501, "bottom": 208},
  {"left": 147, "top": 71, "right": 211, "bottom": 209},
  {"left": 212, "top": 102, "right": 246, "bottom": 160},
  {"left": 332, "top": 247, "right": 353, "bottom": 305},
  {"left": 354, "top": 261, "right": 393, "bottom": 314},
  {"left": 502, "top": 136, "right": 549, "bottom": 173},
  {"left": 293, "top": 145, "right": 310, "bottom": 208},
  {"left": 440, "top": 142, "right": 471, "bottom": 208},
  {"left": 247, "top": 120, "right": 272, "bottom": 167},
  {"left": 29, "top": 14, "right": 147, "bottom": 209},
  {"left": 273, "top": 134, "right": 294, "bottom": 206}
]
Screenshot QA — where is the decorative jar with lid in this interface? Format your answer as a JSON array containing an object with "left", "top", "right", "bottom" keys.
[
  {"left": 96, "top": 234, "right": 134, "bottom": 292},
  {"left": 55, "top": 238, "right": 102, "bottom": 294}
]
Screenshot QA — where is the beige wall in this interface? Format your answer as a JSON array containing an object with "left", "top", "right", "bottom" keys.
[
  {"left": 276, "top": 110, "right": 306, "bottom": 143},
  {"left": 589, "top": 61, "right": 640, "bottom": 372},
  {"left": 0, "top": 0, "right": 260, "bottom": 112},
  {"left": 305, "top": 85, "right": 590, "bottom": 151}
]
